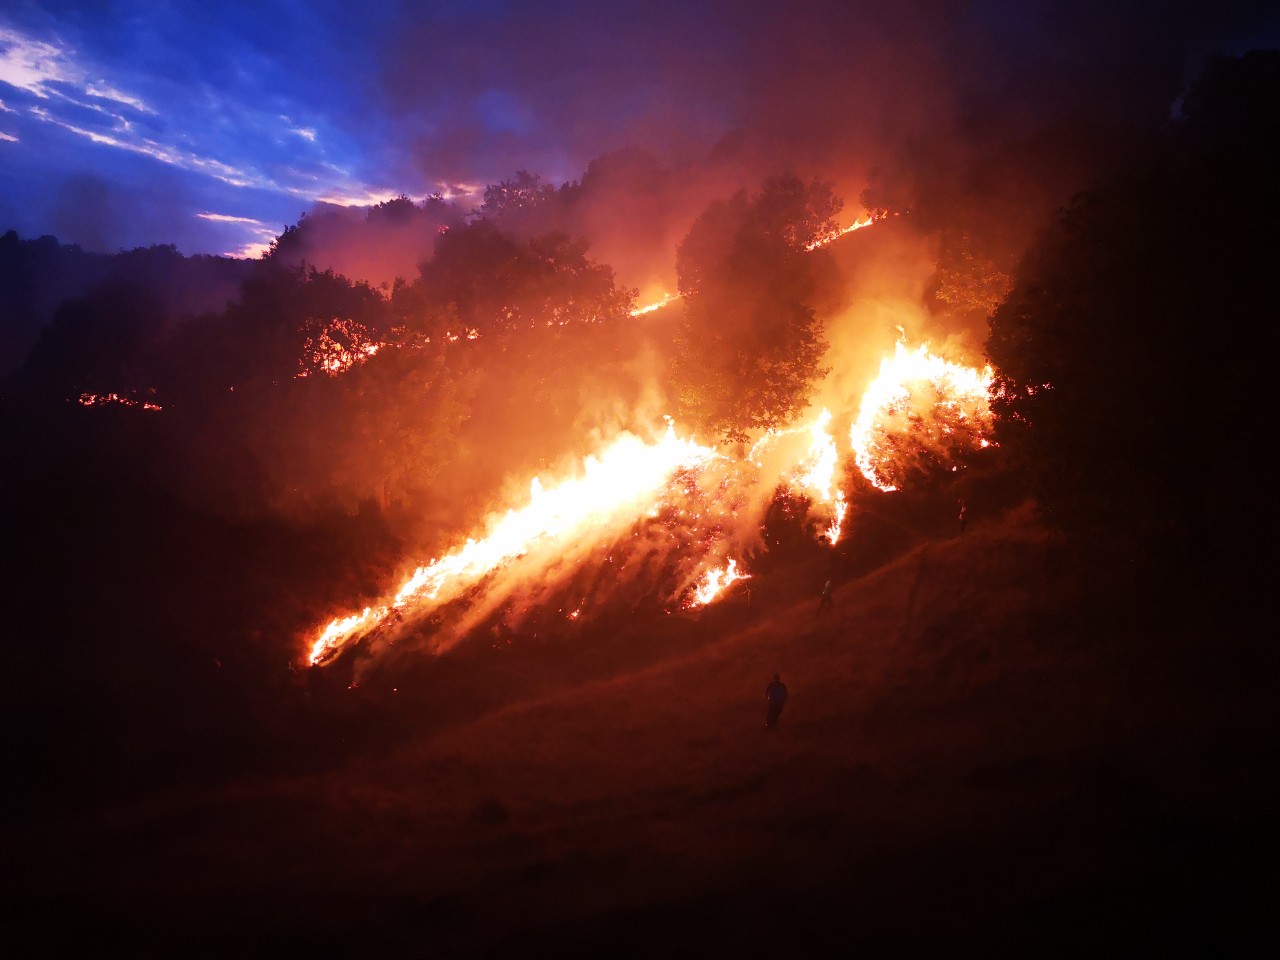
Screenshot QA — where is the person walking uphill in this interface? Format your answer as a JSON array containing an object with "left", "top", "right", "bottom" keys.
[{"left": 764, "top": 674, "right": 789, "bottom": 730}]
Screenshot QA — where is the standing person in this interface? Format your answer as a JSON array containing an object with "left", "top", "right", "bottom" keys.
[
  {"left": 957, "top": 497, "right": 968, "bottom": 534},
  {"left": 764, "top": 674, "right": 789, "bottom": 730},
  {"left": 817, "top": 578, "right": 834, "bottom": 616}
]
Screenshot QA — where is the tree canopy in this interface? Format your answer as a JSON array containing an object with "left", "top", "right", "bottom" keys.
[
  {"left": 406, "top": 221, "right": 634, "bottom": 338},
  {"left": 670, "top": 174, "right": 840, "bottom": 443},
  {"left": 985, "top": 51, "right": 1279, "bottom": 555}
]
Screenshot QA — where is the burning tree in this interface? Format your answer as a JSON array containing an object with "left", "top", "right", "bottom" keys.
[{"left": 405, "top": 222, "right": 634, "bottom": 338}]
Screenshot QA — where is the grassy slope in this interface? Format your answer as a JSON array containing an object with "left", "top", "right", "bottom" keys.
[{"left": 5, "top": 500, "right": 1273, "bottom": 958}]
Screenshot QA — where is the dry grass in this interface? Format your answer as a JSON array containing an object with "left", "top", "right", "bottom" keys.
[{"left": 4, "top": 500, "right": 1271, "bottom": 957}]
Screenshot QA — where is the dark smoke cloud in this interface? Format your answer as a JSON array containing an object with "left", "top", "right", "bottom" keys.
[
  {"left": 353, "top": 1, "right": 1277, "bottom": 304},
  {"left": 381, "top": 2, "right": 1275, "bottom": 187}
]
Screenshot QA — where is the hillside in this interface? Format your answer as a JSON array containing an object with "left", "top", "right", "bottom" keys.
[{"left": 4, "top": 495, "right": 1271, "bottom": 957}]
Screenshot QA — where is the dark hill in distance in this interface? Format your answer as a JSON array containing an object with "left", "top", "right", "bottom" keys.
[{"left": 3, "top": 486, "right": 1271, "bottom": 958}]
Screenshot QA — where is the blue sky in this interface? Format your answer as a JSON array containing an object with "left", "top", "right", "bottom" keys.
[
  {"left": 0, "top": 1, "right": 427, "bottom": 256},
  {"left": 1, "top": 1, "right": 1276, "bottom": 258}
]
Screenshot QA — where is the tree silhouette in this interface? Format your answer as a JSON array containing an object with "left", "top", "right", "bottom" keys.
[
  {"left": 670, "top": 174, "right": 839, "bottom": 443},
  {"left": 986, "top": 51, "right": 1278, "bottom": 554},
  {"left": 412, "top": 222, "right": 633, "bottom": 337}
]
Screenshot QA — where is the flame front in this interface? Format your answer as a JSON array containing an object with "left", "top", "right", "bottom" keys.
[
  {"left": 629, "top": 292, "right": 682, "bottom": 316},
  {"left": 749, "top": 407, "right": 847, "bottom": 544},
  {"left": 805, "top": 216, "right": 875, "bottom": 251},
  {"left": 850, "top": 341, "right": 995, "bottom": 492},
  {"left": 688, "top": 558, "right": 749, "bottom": 607},
  {"left": 309, "top": 423, "right": 717, "bottom": 664}
]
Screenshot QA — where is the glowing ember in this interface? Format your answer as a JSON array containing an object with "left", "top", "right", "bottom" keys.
[
  {"left": 850, "top": 340, "right": 995, "bottom": 492},
  {"left": 297, "top": 317, "right": 383, "bottom": 378},
  {"left": 77, "top": 392, "right": 162, "bottom": 411},
  {"left": 309, "top": 421, "right": 718, "bottom": 665},
  {"left": 687, "top": 558, "right": 749, "bottom": 607},
  {"left": 805, "top": 216, "right": 875, "bottom": 251}
]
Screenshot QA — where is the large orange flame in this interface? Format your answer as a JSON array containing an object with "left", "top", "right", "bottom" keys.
[
  {"left": 687, "top": 558, "right": 749, "bottom": 607},
  {"left": 849, "top": 341, "right": 995, "bottom": 492},
  {"left": 749, "top": 407, "right": 847, "bottom": 544},
  {"left": 309, "top": 422, "right": 718, "bottom": 665}
]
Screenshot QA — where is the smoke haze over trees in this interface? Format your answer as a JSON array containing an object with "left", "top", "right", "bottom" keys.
[{"left": 672, "top": 174, "right": 840, "bottom": 443}]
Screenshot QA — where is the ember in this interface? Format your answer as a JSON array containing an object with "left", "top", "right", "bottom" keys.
[{"left": 77, "top": 392, "right": 162, "bottom": 411}]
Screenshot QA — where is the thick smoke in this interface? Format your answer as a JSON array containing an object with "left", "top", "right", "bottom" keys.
[{"left": 364, "top": 2, "right": 1274, "bottom": 290}]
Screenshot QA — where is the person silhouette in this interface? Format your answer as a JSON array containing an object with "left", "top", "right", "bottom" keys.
[
  {"left": 764, "top": 674, "right": 789, "bottom": 729},
  {"left": 817, "top": 578, "right": 834, "bottom": 616}
]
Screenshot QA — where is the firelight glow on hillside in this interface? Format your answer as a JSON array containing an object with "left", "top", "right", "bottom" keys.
[
  {"left": 4, "top": 5, "right": 1276, "bottom": 955},
  {"left": 308, "top": 339, "right": 995, "bottom": 667}
]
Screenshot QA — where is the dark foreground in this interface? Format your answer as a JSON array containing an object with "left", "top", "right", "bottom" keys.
[{"left": 3, "top": 502, "right": 1274, "bottom": 958}]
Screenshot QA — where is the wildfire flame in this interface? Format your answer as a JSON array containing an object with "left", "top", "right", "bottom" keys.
[
  {"left": 850, "top": 340, "right": 995, "bottom": 492},
  {"left": 308, "top": 421, "right": 718, "bottom": 665},
  {"left": 629, "top": 292, "right": 682, "bottom": 316},
  {"left": 302, "top": 187, "right": 990, "bottom": 672},
  {"left": 297, "top": 317, "right": 383, "bottom": 378},
  {"left": 749, "top": 407, "right": 847, "bottom": 544},
  {"left": 687, "top": 558, "right": 749, "bottom": 607},
  {"left": 307, "top": 335, "right": 996, "bottom": 666},
  {"left": 805, "top": 216, "right": 875, "bottom": 251}
]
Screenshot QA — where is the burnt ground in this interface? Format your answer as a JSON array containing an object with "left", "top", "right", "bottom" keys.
[{"left": 2, "top": 497, "right": 1275, "bottom": 958}]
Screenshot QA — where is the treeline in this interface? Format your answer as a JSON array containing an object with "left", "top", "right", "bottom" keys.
[
  {"left": 0, "top": 232, "right": 253, "bottom": 379},
  {"left": 2, "top": 168, "right": 848, "bottom": 537},
  {"left": 984, "top": 50, "right": 1279, "bottom": 562}
]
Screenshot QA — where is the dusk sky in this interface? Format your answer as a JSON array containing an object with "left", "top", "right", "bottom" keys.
[{"left": 2, "top": 1, "right": 1275, "bottom": 259}]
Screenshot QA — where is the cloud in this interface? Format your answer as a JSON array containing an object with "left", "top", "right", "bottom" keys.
[
  {"left": 0, "top": 17, "right": 404, "bottom": 251},
  {"left": 0, "top": 27, "right": 75, "bottom": 97},
  {"left": 2, "top": 2, "right": 1277, "bottom": 258}
]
